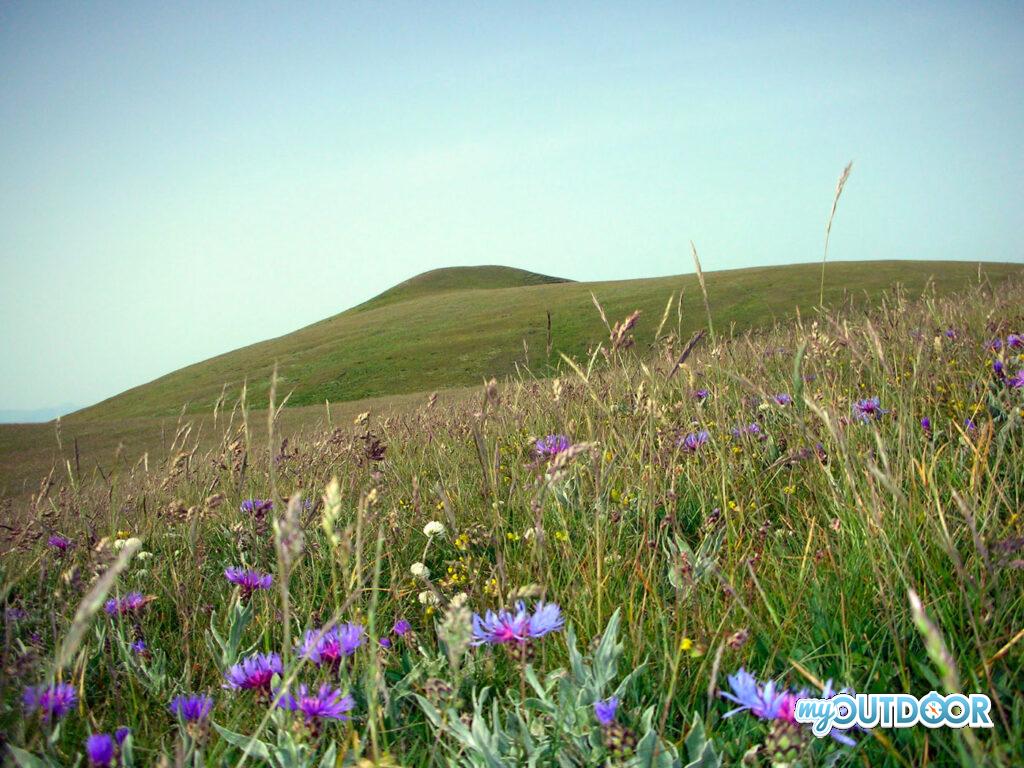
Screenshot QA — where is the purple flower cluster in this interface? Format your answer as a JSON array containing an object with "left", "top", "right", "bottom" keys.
[
  {"left": 721, "top": 668, "right": 855, "bottom": 746},
  {"left": 23, "top": 682, "right": 77, "bottom": 719},
  {"left": 224, "top": 652, "right": 282, "bottom": 692},
  {"left": 534, "top": 434, "right": 571, "bottom": 459},
  {"left": 774, "top": 393, "right": 793, "bottom": 406},
  {"left": 693, "top": 388, "right": 711, "bottom": 402},
  {"left": 104, "top": 591, "right": 147, "bottom": 616},
  {"left": 852, "top": 397, "right": 887, "bottom": 422},
  {"left": 85, "top": 729, "right": 129, "bottom": 767},
  {"left": 594, "top": 696, "right": 619, "bottom": 726},
  {"left": 240, "top": 499, "right": 273, "bottom": 514},
  {"left": 224, "top": 567, "right": 273, "bottom": 599},
  {"left": 170, "top": 693, "right": 214, "bottom": 723},
  {"left": 277, "top": 683, "right": 355, "bottom": 723},
  {"left": 678, "top": 430, "right": 710, "bottom": 452},
  {"left": 48, "top": 534, "right": 72, "bottom": 552},
  {"left": 297, "top": 622, "right": 366, "bottom": 667},
  {"left": 471, "top": 600, "right": 564, "bottom": 646}
]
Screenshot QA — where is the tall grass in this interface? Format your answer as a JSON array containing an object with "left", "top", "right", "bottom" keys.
[{"left": 2, "top": 275, "right": 1023, "bottom": 766}]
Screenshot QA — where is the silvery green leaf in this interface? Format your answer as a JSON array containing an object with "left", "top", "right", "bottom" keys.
[{"left": 213, "top": 723, "right": 273, "bottom": 761}]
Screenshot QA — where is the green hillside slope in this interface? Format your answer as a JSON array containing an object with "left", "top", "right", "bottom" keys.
[{"left": 70, "top": 260, "right": 1023, "bottom": 423}]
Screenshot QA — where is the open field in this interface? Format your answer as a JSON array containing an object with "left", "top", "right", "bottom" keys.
[
  {"left": 2, "top": 273, "right": 1023, "bottom": 766},
  {"left": 4, "top": 260, "right": 1022, "bottom": 507}
]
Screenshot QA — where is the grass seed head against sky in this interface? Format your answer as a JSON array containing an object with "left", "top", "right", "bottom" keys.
[{"left": 1, "top": 1, "right": 1022, "bottom": 414}]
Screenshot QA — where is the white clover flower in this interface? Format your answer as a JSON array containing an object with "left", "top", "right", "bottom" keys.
[
  {"left": 423, "top": 521, "right": 445, "bottom": 538},
  {"left": 449, "top": 592, "right": 469, "bottom": 609},
  {"left": 418, "top": 590, "right": 438, "bottom": 605},
  {"left": 410, "top": 562, "right": 430, "bottom": 579},
  {"left": 136, "top": 551, "right": 153, "bottom": 561},
  {"left": 114, "top": 537, "right": 143, "bottom": 551}
]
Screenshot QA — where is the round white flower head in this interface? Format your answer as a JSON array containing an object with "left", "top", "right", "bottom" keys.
[
  {"left": 423, "top": 521, "right": 445, "bottom": 538},
  {"left": 449, "top": 592, "right": 469, "bottom": 609},
  {"left": 418, "top": 590, "right": 438, "bottom": 605},
  {"left": 410, "top": 562, "right": 430, "bottom": 579}
]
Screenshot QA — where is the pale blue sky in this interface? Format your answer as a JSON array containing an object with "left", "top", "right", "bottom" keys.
[{"left": 1, "top": 1, "right": 1022, "bottom": 417}]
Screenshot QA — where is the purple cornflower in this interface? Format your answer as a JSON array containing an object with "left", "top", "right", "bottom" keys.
[
  {"left": 731, "top": 422, "right": 762, "bottom": 439},
  {"left": 224, "top": 652, "right": 282, "bottom": 692},
  {"left": 240, "top": 499, "right": 273, "bottom": 514},
  {"left": 1009, "top": 370, "right": 1024, "bottom": 389},
  {"left": 276, "top": 683, "right": 355, "bottom": 723},
  {"left": 693, "top": 388, "right": 710, "bottom": 402},
  {"left": 130, "top": 639, "right": 147, "bottom": 655},
  {"left": 1008, "top": 333, "right": 1023, "bottom": 349},
  {"left": 678, "top": 430, "right": 710, "bottom": 452},
  {"left": 48, "top": 534, "right": 72, "bottom": 552},
  {"left": 920, "top": 417, "right": 932, "bottom": 435},
  {"left": 534, "top": 434, "right": 571, "bottom": 459},
  {"left": 23, "top": 682, "right": 77, "bottom": 719},
  {"left": 471, "top": 600, "right": 564, "bottom": 646},
  {"left": 379, "top": 637, "right": 392, "bottom": 649},
  {"left": 296, "top": 623, "right": 366, "bottom": 667},
  {"left": 944, "top": 328, "right": 957, "bottom": 339},
  {"left": 994, "top": 359, "right": 1005, "bottom": 379},
  {"left": 86, "top": 733, "right": 115, "bottom": 767},
  {"left": 594, "top": 696, "right": 619, "bottom": 726},
  {"left": 965, "top": 417, "right": 977, "bottom": 432},
  {"left": 170, "top": 693, "right": 214, "bottom": 723},
  {"left": 392, "top": 618, "right": 412, "bottom": 636},
  {"left": 852, "top": 397, "right": 887, "bottom": 422},
  {"left": 104, "top": 591, "right": 147, "bottom": 616},
  {"left": 720, "top": 668, "right": 789, "bottom": 721},
  {"left": 224, "top": 567, "right": 273, "bottom": 599},
  {"left": 115, "top": 727, "right": 130, "bottom": 745},
  {"left": 774, "top": 393, "right": 793, "bottom": 406}
]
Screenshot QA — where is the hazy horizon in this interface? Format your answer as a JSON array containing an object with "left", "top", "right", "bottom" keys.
[{"left": 2, "top": 2, "right": 1023, "bottom": 415}]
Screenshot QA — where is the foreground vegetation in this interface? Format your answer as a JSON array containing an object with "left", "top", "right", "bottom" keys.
[{"left": 2, "top": 275, "right": 1023, "bottom": 766}]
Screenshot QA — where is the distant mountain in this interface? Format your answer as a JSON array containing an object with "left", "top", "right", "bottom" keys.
[
  {"left": 67, "top": 260, "right": 1024, "bottom": 423},
  {"left": 0, "top": 404, "right": 78, "bottom": 424}
]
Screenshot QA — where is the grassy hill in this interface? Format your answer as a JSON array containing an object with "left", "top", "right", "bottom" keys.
[{"left": 70, "top": 260, "right": 1024, "bottom": 423}]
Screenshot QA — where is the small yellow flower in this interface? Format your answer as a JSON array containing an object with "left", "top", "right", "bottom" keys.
[
  {"left": 554, "top": 530, "right": 569, "bottom": 542},
  {"left": 680, "top": 637, "right": 693, "bottom": 652}
]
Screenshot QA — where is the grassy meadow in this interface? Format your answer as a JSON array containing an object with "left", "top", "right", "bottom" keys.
[{"left": 2, "top": 270, "right": 1024, "bottom": 766}]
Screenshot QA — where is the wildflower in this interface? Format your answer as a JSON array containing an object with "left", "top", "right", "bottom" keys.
[
  {"left": 964, "top": 417, "right": 977, "bottom": 432},
  {"left": 1008, "top": 333, "right": 1023, "bottom": 348},
  {"left": 774, "top": 393, "right": 793, "bottom": 406},
  {"left": 423, "top": 521, "right": 445, "bottom": 538},
  {"left": 240, "top": 499, "right": 273, "bottom": 514},
  {"left": 130, "top": 639, "right": 147, "bottom": 655},
  {"left": 224, "top": 652, "right": 282, "bottom": 692},
  {"left": 115, "top": 727, "right": 130, "bottom": 745},
  {"left": 393, "top": 619, "right": 412, "bottom": 636},
  {"left": 410, "top": 562, "right": 430, "bottom": 579},
  {"left": 594, "top": 696, "right": 619, "bottom": 726},
  {"left": 48, "top": 534, "right": 72, "bottom": 552},
  {"left": 379, "top": 637, "right": 392, "bottom": 649},
  {"left": 852, "top": 397, "right": 887, "bottom": 421},
  {"left": 471, "top": 600, "right": 564, "bottom": 646},
  {"left": 534, "top": 434, "right": 571, "bottom": 459},
  {"left": 994, "top": 359, "right": 1005, "bottom": 379},
  {"left": 720, "top": 668, "right": 789, "bottom": 720},
  {"left": 224, "top": 567, "right": 273, "bottom": 599},
  {"left": 86, "top": 733, "right": 115, "bottom": 767},
  {"left": 23, "top": 682, "right": 77, "bottom": 719},
  {"left": 1009, "top": 370, "right": 1024, "bottom": 389},
  {"left": 920, "top": 416, "right": 932, "bottom": 434},
  {"left": 104, "top": 591, "right": 148, "bottom": 616},
  {"left": 297, "top": 623, "right": 365, "bottom": 667},
  {"left": 693, "top": 388, "right": 710, "bottom": 402},
  {"left": 678, "top": 430, "right": 710, "bottom": 452},
  {"left": 170, "top": 693, "right": 214, "bottom": 723},
  {"left": 277, "top": 683, "right": 355, "bottom": 723},
  {"left": 731, "top": 422, "right": 762, "bottom": 439},
  {"left": 418, "top": 590, "right": 438, "bottom": 606}
]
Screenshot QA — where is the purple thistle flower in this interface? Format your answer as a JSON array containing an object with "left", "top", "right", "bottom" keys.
[
  {"left": 1007, "top": 333, "right": 1023, "bottom": 349},
  {"left": 379, "top": 637, "right": 392, "bottom": 649},
  {"left": 1009, "top": 370, "right": 1024, "bottom": 389},
  {"left": 594, "top": 696, "right": 619, "bottom": 726},
  {"left": 392, "top": 618, "right": 412, "bottom": 636},
  {"left": 23, "top": 682, "right": 77, "bottom": 719},
  {"left": 852, "top": 397, "right": 887, "bottom": 422},
  {"left": 170, "top": 693, "right": 214, "bottom": 723},
  {"left": 104, "top": 591, "right": 147, "bottom": 616},
  {"left": 774, "top": 393, "right": 793, "bottom": 406},
  {"left": 678, "top": 430, "right": 710, "bottom": 452},
  {"left": 471, "top": 600, "right": 564, "bottom": 646},
  {"left": 240, "top": 499, "right": 273, "bottom": 514},
  {"left": 693, "top": 388, "right": 710, "bottom": 402},
  {"left": 720, "top": 668, "right": 789, "bottom": 720},
  {"left": 224, "top": 567, "right": 273, "bottom": 599},
  {"left": 276, "top": 683, "right": 355, "bottom": 722},
  {"left": 296, "top": 623, "right": 366, "bottom": 666},
  {"left": 534, "top": 434, "right": 571, "bottom": 459},
  {"left": 224, "top": 652, "right": 282, "bottom": 692},
  {"left": 86, "top": 733, "right": 115, "bottom": 767},
  {"left": 48, "top": 534, "right": 72, "bottom": 552}
]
